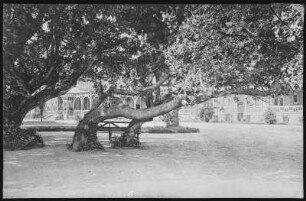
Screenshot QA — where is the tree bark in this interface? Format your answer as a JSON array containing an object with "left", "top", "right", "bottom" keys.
[
  {"left": 69, "top": 106, "right": 106, "bottom": 152},
  {"left": 120, "top": 118, "right": 152, "bottom": 147},
  {"left": 69, "top": 120, "right": 104, "bottom": 152}
]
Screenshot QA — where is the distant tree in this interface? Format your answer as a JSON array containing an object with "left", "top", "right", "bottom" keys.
[{"left": 264, "top": 107, "right": 277, "bottom": 124}]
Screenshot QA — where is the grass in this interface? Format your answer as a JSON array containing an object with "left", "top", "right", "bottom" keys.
[{"left": 3, "top": 123, "right": 303, "bottom": 198}]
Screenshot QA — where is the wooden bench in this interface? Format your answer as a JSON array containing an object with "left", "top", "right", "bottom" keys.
[{"left": 97, "top": 120, "right": 141, "bottom": 143}]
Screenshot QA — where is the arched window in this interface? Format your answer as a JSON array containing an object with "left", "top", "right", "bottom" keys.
[
  {"left": 136, "top": 97, "right": 141, "bottom": 109},
  {"left": 83, "top": 97, "right": 90, "bottom": 110},
  {"left": 279, "top": 97, "right": 284, "bottom": 106},
  {"left": 293, "top": 91, "right": 298, "bottom": 104},
  {"left": 74, "top": 97, "right": 81, "bottom": 110},
  {"left": 274, "top": 97, "right": 278, "bottom": 105}
]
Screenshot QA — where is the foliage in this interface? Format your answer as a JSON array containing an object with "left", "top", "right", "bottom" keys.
[
  {"left": 3, "top": 4, "right": 143, "bottom": 123},
  {"left": 163, "top": 4, "right": 303, "bottom": 104},
  {"left": 3, "top": 4, "right": 149, "bottom": 150},
  {"left": 3, "top": 4, "right": 304, "bottom": 150},
  {"left": 3, "top": 128, "right": 44, "bottom": 150},
  {"left": 200, "top": 103, "right": 215, "bottom": 122},
  {"left": 264, "top": 107, "right": 277, "bottom": 124}
]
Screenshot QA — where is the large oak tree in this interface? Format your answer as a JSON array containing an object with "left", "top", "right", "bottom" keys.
[
  {"left": 3, "top": 4, "right": 303, "bottom": 151},
  {"left": 3, "top": 4, "right": 141, "bottom": 149},
  {"left": 69, "top": 4, "right": 303, "bottom": 151}
]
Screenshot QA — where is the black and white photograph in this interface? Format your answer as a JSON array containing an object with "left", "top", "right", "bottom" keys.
[{"left": 3, "top": 3, "right": 303, "bottom": 198}]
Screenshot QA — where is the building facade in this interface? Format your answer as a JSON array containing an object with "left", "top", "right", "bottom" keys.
[
  {"left": 25, "top": 81, "right": 147, "bottom": 121},
  {"left": 25, "top": 81, "right": 303, "bottom": 124},
  {"left": 192, "top": 90, "right": 303, "bottom": 124}
]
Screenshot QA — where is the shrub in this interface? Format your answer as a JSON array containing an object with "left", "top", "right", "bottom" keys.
[
  {"left": 200, "top": 104, "right": 215, "bottom": 122},
  {"left": 264, "top": 107, "right": 277, "bottom": 124},
  {"left": 3, "top": 128, "right": 44, "bottom": 150},
  {"left": 143, "top": 126, "right": 199, "bottom": 133},
  {"left": 282, "top": 115, "right": 290, "bottom": 124}
]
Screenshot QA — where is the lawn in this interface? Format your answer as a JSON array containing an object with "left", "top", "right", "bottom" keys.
[{"left": 3, "top": 123, "right": 303, "bottom": 198}]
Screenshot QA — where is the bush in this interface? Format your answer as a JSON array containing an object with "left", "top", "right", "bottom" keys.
[
  {"left": 3, "top": 128, "right": 44, "bottom": 150},
  {"left": 200, "top": 104, "right": 215, "bottom": 122},
  {"left": 143, "top": 126, "right": 199, "bottom": 133},
  {"left": 282, "top": 115, "right": 290, "bottom": 124},
  {"left": 264, "top": 107, "right": 277, "bottom": 124}
]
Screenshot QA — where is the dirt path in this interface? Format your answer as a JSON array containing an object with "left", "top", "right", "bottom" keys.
[{"left": 3, "top": 123, "right": 303, "bottom": 198}]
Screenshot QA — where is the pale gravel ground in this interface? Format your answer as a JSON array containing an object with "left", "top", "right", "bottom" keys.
[{"left": 3, "top": 122, "right": 303, "bottom": 198}]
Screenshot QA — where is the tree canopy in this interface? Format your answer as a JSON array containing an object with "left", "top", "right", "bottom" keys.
[
  {"left": 162, "top": 4, "right": 303, "bottom": 105},
  {"left": 3, "top": 4, "right": 303, "bottom": 151},
  {"left": 3, "top": 4, "right": 141, "bottom": 121}
]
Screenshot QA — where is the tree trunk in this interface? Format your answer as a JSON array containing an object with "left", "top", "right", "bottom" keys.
[
  {"left": 119, "top": 119, "right": 151, "bottom": 147},
  {"left": 69, "top": 107, "right": 106, "bottom": 151},
  {"left": 69, "top": 95, "right": 186, "bottom": 151},
  {"left": 69, "top": 119, "right": 105, "bottom": 152}
]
